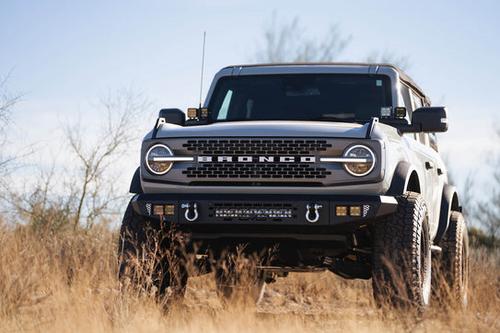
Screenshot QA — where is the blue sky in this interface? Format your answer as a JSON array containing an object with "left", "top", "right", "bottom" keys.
[{"left": 1, "top": 0, "right": 499, "bottom": 190}]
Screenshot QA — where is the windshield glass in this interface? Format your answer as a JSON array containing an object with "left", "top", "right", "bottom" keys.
[{"left": 208, "top": 74, "right": 393, "bottom": 123}]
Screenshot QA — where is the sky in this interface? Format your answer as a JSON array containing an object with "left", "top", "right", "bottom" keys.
[{"left": 1, "top": 0, "right": 499, "bottom": 193}]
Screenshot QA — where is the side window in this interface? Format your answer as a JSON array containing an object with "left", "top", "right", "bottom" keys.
[
  {"left": 400, "top": 84, "right": 413, "bottom": 114},
  {"left": 400, "top": 84, "right": 417, "bottom": 140},
  {"left": 216, "top": 90, "right": 233, "bottom": 120},
  {"left": 411, "top": 90, "right": 430, "bottom": 146},
  {"left": 411, "top": 91, "right": 423, "bottom": 110}
]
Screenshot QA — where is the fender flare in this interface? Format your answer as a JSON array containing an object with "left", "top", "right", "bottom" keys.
[
  {"left": 386, "top": 161, "right": 420, "bottom": 196},
  {"left": 435, "top": 184, "right": 460, "bottom": 242},
  {"left": 129, "top": 167, "right": 143, "bottom": 194}
]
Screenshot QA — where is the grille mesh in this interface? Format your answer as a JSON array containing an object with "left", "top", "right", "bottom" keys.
[
  {"left": 183, "top": 139, "right": 331, "bottom": 155},
  {"left": 182, "top": 139, "right": 332, "bottom": 179},
  {"left": 184, "top": 163, "right": 329, "bottom": 179}
]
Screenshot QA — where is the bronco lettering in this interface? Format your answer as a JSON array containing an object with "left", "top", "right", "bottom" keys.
[{"left": 196, "top": 156, "right": 317, "bottom": 163}]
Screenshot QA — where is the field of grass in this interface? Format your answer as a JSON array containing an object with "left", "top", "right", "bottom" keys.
[{"left": 0, "top": 223, "right": 498, "bottom": 332}]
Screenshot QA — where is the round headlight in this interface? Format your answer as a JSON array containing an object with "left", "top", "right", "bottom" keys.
[
  {"left": 343, "top": 145, "right": 376, "bottom": 177},
  {"left": 145, "top": 144, "right": 174, "bottom": 175}
]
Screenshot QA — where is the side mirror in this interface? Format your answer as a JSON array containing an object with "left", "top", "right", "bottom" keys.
[
  {"left": 158, "top": 108, "right": 185, "bottom": 126},
  {"left": 401, "top": 107, "right": 448, "bottom": 133}
]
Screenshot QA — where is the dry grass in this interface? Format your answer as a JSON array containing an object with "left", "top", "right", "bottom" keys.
[{"left": 0, "top": 222, "right": 498, "bottom": 333}]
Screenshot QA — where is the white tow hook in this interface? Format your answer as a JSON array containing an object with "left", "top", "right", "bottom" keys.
[
  {"left": 305, "top": 204, "right": 323, "bottom": 223},
  {"left": 181, "top": 202, "right": 199, "bottom": 222}
]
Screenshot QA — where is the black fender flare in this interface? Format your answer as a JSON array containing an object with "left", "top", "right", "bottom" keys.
[
  {"left": 129, "top": 167, "right": 143, "bottom": 194},
  {"left": 386, "top": 161, "right": 420, "bottom": 196},
  {"left": 435, "top": 184, "right": 460, "bottom": 242}
]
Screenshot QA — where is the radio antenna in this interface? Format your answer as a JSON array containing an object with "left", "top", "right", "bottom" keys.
[{"left": 199, "top": 31, "right": 207, "bottom": 109}]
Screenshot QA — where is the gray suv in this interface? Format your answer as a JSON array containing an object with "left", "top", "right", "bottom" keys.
[{"left": 119, "top": 63, "right": 469, "bottom": 310}]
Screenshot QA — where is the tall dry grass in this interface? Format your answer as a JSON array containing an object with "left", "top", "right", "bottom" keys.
[{"left": 0, "top": 222, "right": 498, "bottom": 332}]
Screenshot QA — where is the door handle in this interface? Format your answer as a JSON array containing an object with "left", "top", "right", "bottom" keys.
[{"left": 425, "top": 161, "right": 434, "bottom": 170}]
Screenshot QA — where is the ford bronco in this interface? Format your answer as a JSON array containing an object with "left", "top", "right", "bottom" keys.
[{"left": 118, "top": 63, "right": 469, "bottom": 310}]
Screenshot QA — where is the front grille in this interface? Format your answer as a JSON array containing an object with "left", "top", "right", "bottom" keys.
[
  {"left": 182, "top": 139, "right": 332, "bottom": 180},
  {"left": 183, "top": 139, "right": 331, "bottom": 155}
]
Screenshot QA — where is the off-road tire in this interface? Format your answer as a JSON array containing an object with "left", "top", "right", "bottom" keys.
[
  {"left": 118, "top": 200, "right": 188, "bottom": 301},
  {"left": 433, "top": 211, "right": 469, "bottom": 307},
  {"left": 372, "top": 191, "right": 432, "bottom": 311}
]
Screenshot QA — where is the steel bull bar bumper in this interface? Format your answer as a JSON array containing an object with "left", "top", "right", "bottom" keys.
[{"left": 131, "top": 193, "right": 398, "bottom": 231}]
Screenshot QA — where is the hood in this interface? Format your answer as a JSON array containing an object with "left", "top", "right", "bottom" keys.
[{"left": 153, "top": 120, "right": 370, "bottom": 139}]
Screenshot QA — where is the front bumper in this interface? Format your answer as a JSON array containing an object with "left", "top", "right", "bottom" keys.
[{"left": 131, "top": 193, "right": 397, "bottom": 230}]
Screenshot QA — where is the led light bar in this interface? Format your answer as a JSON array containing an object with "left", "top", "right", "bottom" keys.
[
  {"left": 215, "top": 208, "right": 293, "bottom": 219},
  {"left": 320, "top": 157, "right": 371, "bottom": 163},
  {"left": 152, "top": 156, "right": 194, "bottom": 162}
]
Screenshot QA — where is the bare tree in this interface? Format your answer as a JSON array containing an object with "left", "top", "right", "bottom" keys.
[
  {"left": 0, "top": 73, "right": 19, "bottom": 128},
  {"left": 65, "top": 88, "right": 149, "bottom": 229},
  {"left": 254, "top": 15, "right": 352, "bottom": 63},
  {"left": 0, "top": 72, "right": 22, "bottom": 174},
  {"left": 476, "top": 127, "right": 500, "bottom": 245},
  {"left": 460, "top": 173, "right": 476, "bottom": 221},
  {"left": 443, "top": 154, "right": 476, "bottom": 222},
  {"left": 254, "top": 14, "right": 411, "bottom": 71},
  {"left": 3, "top": 164, "right": 77, "bottom": 231},
  {"left": 366, "top": 50, "right": 411, "bottom": 71}
]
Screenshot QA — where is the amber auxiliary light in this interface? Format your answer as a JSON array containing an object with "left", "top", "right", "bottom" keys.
[{"left": 335, "top": 205, "right": 364, "bottom": 217}]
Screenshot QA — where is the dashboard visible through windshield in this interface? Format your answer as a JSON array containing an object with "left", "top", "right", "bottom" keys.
[{"left": 208, "top": 74, "right": 393, "bottom": 123}]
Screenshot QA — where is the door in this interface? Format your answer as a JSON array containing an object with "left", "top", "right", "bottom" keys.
[{"left": 410, "top": 90, "right": 443, "bottom": 236}]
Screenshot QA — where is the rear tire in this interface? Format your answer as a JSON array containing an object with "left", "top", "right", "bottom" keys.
[
  {"left": 372, "top": 192, "right": 432, "bottom": 312},
  {"left": 118, "top": 200, "right": 188, "bottom": 302},
  {"left": 433, "top": 211, "right": 469, "bottom": 307}
]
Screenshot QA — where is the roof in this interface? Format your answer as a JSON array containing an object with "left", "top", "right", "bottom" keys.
[{"left": 222, "top": 62, "right": 428, "bottom": 103}]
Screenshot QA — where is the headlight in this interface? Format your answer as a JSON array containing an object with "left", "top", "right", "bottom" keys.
[
  {"left": 145, "top": 144, "right": 174, "bottom": 175},
  {"left": 342, "top": 145, "right": 376, "bottom": 177}
]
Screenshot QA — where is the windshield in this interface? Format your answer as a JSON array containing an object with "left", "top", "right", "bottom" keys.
[{"left": 208, "top": 74, "right": 393, "bottom": 123}]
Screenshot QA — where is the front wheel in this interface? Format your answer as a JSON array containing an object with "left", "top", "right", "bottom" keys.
[
  {"left": 372, "top": 191, "right": 432, "bottom": 312},
  {"left": 118, "top": 200, "right": 188, "bottom": 303}
]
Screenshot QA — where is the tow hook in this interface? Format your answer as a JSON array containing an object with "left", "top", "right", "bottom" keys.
[
  {"left": 181, "top": 202, "right": 199, "bottom": 222},
  {"left": 305, "top": 204, "right": 323, "bottom": 223}
]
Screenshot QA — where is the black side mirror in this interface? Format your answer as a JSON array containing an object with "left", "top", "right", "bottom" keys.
[
  {"left": 158, "top": 108, "right": 185, "bottom": 126},
  {"left": 401, "top": 107, "right": 448, "bottom": 133}
]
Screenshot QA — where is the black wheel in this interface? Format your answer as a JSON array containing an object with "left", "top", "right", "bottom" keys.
[
  {"left": 118, "top": 200, "right": 188, "bottom": 302},
  {"left": 214, "top": 255, "right": 266, "bottom": 305},
  {"left": 434, "top": 211, "right": 469, "bottom": 307},
  {"left": 372, "top": 191, "right": 432, "bottom": 311}
]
